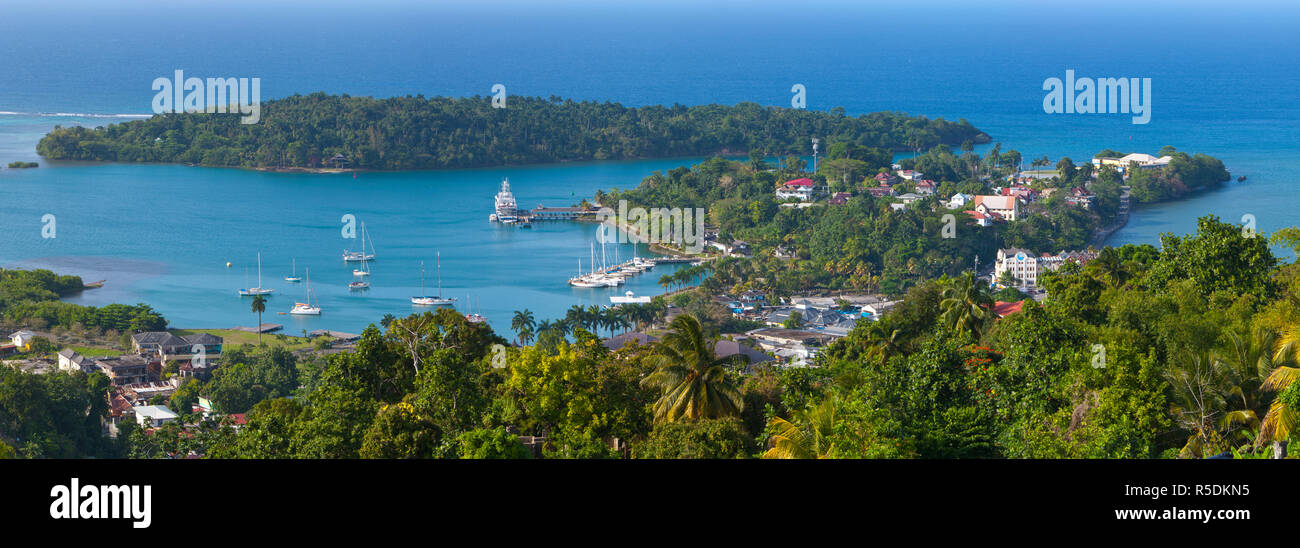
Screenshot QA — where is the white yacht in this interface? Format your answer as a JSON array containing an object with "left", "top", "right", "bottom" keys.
[
  {"left": 412, "top": 253, "right": 457, "bottom": 306},
  {"left": 238, "top": 252, "right": 274, "bottom": 296},
  {"left": 290, "top": 268, "right": 321, "bottom": 315},
  {"left": 343, "top": 221, "right": 376, "bottom": 262},
  {"left": 285, "top": 258, "right": 302, "bottom": 283},
  {"left": 492, "top": 178, "right": 518, "bottom": 223}
]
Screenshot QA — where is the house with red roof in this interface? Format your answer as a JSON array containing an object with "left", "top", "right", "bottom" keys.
[
  {"left": 972, "top": 195, "right": 1020, "bottom": 221},
  {"left": 827, "top": 192, "right": 852, "bottom": 205},
  {"left": 915, "top": 179, "right": 938, "bottom": 195},
  {"left": 776, "top": 178, "right": 817, "bottom": 201}
]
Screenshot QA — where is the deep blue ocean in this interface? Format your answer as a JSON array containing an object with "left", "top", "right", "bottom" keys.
[{"left": 2, "top": 0, "right": 1298, "bottom": 333}]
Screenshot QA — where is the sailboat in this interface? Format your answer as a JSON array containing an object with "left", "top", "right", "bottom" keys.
[
  {"left": 285, "top": 258, "right": 302, "bottom": 283},
  {"left": 412, "top": 253, "right": 457, "bottom": 305},
  {"left": 464, "top": 294, "right": 486, "bottom": 323},
  {"left": 349, "top": 261, "right": 370, "bottom": 290},
  {"left": 290, "top": 268, "right": 321, "bottom": 315},
  {"left": 343, "top": 221, "right": 376, "bottom": 262},
  {"left": 238, "top": 252, "right": 274, "bottom": 295}
]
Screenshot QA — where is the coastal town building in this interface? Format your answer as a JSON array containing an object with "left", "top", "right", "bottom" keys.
[
  {"left": 133, "top": 405, "right": 179, "bottom": 428},
  {"left": 895, "top": 169, "right": 923, "bottom": 181},
  {"left": 94, "top": 355, "right": 153, "bottom": 386},
  {"left": 57, "top": 349, "right": 94, "bottom": 373},
  {"left": 947, "top": 193, "right": 974, "bottom": 209},
  {"left": 994, "top": 248, "right": 1099, "bottom": 287},
  {"left": 914, "top": 180, "right": 937, "bottom": 195},
  {"left": 972, "top": 195, "right": 1020, "bottom": 221},
  {"left": 8, "top": 330, "right": 35, "bottom": 350},
  {"left": 1091, "top": 153, "right": 1172, "bottom": 174},
  {"left": 775, "top": 178, "right": 817, "bottom": 201}
]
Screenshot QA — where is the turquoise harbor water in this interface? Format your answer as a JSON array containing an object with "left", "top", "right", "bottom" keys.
[
  {"left": 0, "top": 131, "right": 700, "bottom": 334},
  {"left": 3, "top": 0, "right": 1300, "bottom": 333}
]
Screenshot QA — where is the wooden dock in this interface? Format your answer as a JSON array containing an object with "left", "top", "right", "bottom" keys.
[{"left": 233, "top": 323, "right": 283, "bottom": 334}]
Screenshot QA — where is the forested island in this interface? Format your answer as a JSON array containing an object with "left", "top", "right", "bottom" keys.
[{"left": 35, "top": 93, "right": 987, "bottom": 170}]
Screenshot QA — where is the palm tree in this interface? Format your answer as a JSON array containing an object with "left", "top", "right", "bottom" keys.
[
  {"left": 606, "top": 307, "right": 632, "bottom": 336},
  {"left": 1089, "top": 247, "right": 1131, "bottom": 288},
  {"left": 249, "top": 295, "right": 267, "bottom": 344},
  {"left": 763, "top": 397, "right": 838, "bottom": 459},
  {"left": 658, "top": 274, "right": 673, "bottom": 291},
  {"left": 511, "top": 309, "right": 535, "bottom": 344},
  {"left": 517, "top": 327, "right": 535, "bottom": 346},
  {"left": 1260, "top": 327, "right": 1300, "bottom": 457},
  {"left": 939, "top": 272, "right": 993, "bottom": 340},
  {"left": 860, "top": 315, "right": 908, "bottom": 366},
  {"left": 586, "top": 305, "right": 603, "bottom": 334},
  {"left": 641, "top": 314, "right": 745, "bottom": 423},
  {"left": 565, "top": 305, "right": 588, "bottom": 334},
  {"left": 1167, "top": 350, "right": 1229, "bottom": 458},
  {"left": 1212, "top": 326, "right": 1278, "bottom": 442}
]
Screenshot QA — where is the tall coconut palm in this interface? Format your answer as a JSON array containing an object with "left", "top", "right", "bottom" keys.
[
  {"left": 641, "top": 314, "right": 745, "bottom": 423},
  {"left": 249, "top": 295, "right": 267, "bottom": 344},
  {"left": 1260, "top": 327, "right": 1300, "bottom": 457},
  {"left": 939, "top": 272, "right": 993, "bottom": 340},
  {"left": 510, "top": 309, "right": 535, "bottom": 345},
  {"left": 763, "top": 396, "right": 839, "bottom": 459},
  {"left": 586, "top": 305, "right": 603, "bottom": 334}
]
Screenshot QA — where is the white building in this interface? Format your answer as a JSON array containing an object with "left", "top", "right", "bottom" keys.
[
  {"left": 995, "top": 248, "right": 1098, "bottom": 287},
  {"left": 972, "top": 195, "right": 1020, "bottom": 221},
  {"left": 133, "top": 405, "right": 179, "bottom": 428},
  {"left": 9, "top": 330, "right": 35, "bottom": 349},
  {"left": 775, "top": 178, "right": 816, "bottom": 201},
  {"left": 947, "top": 193, "right": 974, "bottom": 209},
  {"left": 1092, "top": 153, "right": 1173, "bottom": 174},
  {"left": 57, "top": 349, "right": 94, "bottom": 373}
]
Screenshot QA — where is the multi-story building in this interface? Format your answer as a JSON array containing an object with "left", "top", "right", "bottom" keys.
[{"left": 995, "top": 248, "right": 1099, "bottom": 287}]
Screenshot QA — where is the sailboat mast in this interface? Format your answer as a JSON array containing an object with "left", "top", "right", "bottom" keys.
[{"left": 437, "top": 252, "right": 442, "bottom": 296}]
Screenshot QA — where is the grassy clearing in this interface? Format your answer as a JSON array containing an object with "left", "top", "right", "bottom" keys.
[{"left": 170, "top": 328, "right": 315, "bottom": 351}]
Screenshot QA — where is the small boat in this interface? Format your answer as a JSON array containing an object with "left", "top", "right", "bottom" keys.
[
  {"left": 238, "top": 252, "right": 274, "bottom": 296},
  {"left": 519, "top": 218, "right": 532, "bottom": 228},
  {"left": 464, "top": 295, "right": 486, "bottom": 322},
  {"left": 284, "top": 258, "right": 302, "bottom": 283},
  {"left": 412, "top": 253, "right": 457, "bottom": 306},
  {"left": 1237, "top": 175, "right": 1247, "bottom": 182},
  {"left": 289, "top": 269, "right": 321, "bottom": 315},
  {"left": 343, "top": 221, "right": 376, "bottom": 262},
  {"left": 349, "top": 280, "right": 370, "bottom": 290}
]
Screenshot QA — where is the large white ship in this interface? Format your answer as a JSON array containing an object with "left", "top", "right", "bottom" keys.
[{"left": 489, "top": 178, "right": 518, "bottom": 223}]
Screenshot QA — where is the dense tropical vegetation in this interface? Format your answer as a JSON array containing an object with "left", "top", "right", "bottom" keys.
[{"left": 36, "top": 93, "right": 987, "bottom": 170}]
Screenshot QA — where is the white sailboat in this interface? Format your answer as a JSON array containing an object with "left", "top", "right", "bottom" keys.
[
  {"left": 464, "top": 294, "right": 485, "bottom": 323},
  {"left": 343, "top": 221, "right": 376, "bottom": 262},
  {"left": 290, "top": 268, "right": 321, "bottom": 315},
  {"left": 285, "top": 258, "right": 302, "bottom": 283},
  {"left": 238, "top": 252, "right": 274, "bottom": 295},
  {"left": 412, "top": 252, "right": 457, "bottom": 305}
]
